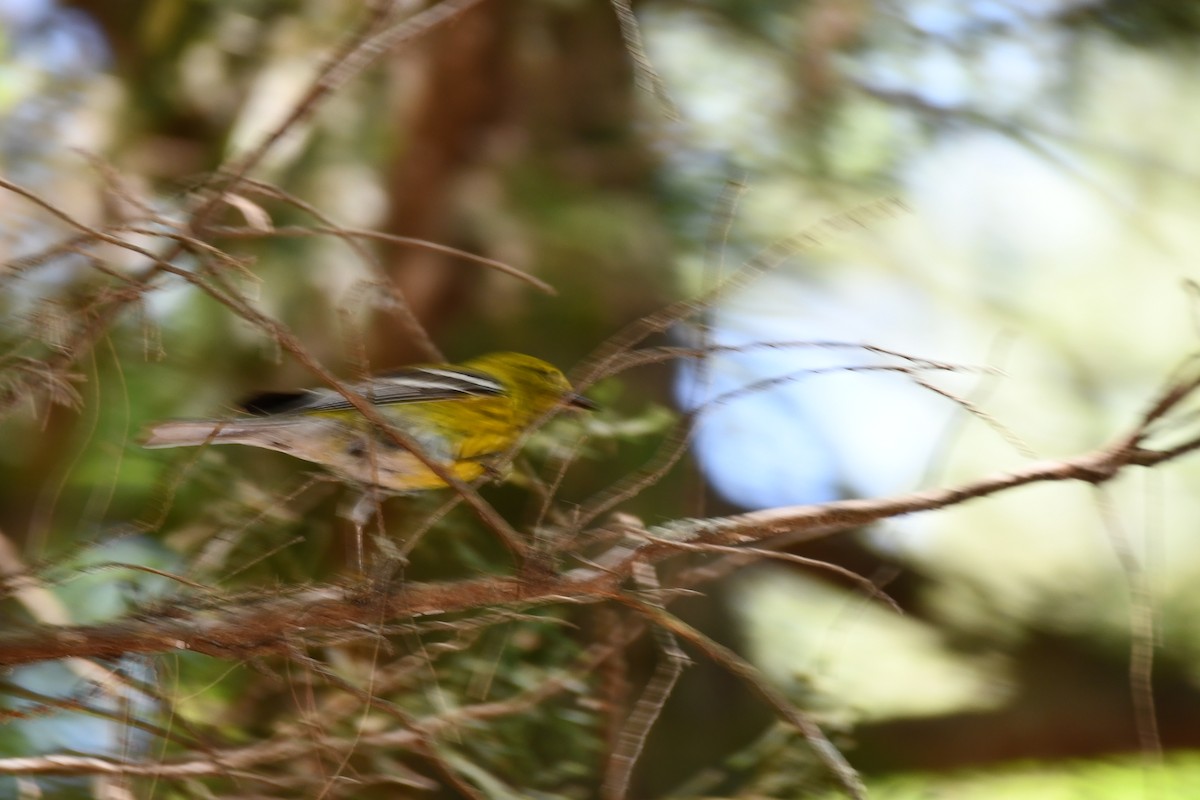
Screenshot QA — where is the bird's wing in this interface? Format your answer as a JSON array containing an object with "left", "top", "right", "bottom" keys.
[{"left": 240, "top": 366, "right": 506, "bottom": 416}]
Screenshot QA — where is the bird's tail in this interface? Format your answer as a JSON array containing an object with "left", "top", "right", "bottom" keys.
[{"left": 142, "top": 420, "right": 257, "bottom": 449}]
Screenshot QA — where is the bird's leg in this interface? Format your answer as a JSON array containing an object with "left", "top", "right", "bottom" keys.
[{"left": 341, "top": 486, "right": 387, "bottom": 574}]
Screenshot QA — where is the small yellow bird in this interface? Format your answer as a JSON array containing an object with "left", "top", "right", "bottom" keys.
[{"left": 143, "top": 352, "right": 596, "bottom": 492}]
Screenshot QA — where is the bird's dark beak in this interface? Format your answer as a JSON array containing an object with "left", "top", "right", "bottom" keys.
[{"left": 566, "top": 393, "right": 598, "bottom": 411}]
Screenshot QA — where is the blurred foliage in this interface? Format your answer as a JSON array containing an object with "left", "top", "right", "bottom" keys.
[
  {"left": 1071, "top": 0, "right": 1200, "bottom": 46},
  {"left": 818, "top": 750, "right": 1200, "bottom": 799}
]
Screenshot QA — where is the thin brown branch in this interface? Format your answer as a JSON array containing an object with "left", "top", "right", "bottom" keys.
[
  {"left": 620, "top": 598, "right": 865, "bottom": 800},
  {"left": 205, "top": 177, "right": 440, "bottom": 363},
  {"left": 634, "top": 533, "right": 902, "bottom": 614},
  {"left": 0, "top": 574, "right": 607, "bottom": 667},
  {"left": 602, "top": 563, "right": 689, "bottom": 800},
  {"left": 610, "top": 0, "right": 680, "bottom": 122},
  {"left": 207, "top": 224, "right": 555, "bottom": 295},
  {"left": 575, "top": 197, "right": 910, "bottom": 387},
  {"left": 1093, "top": 484, "right": 1163, "bottom": 763}
]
